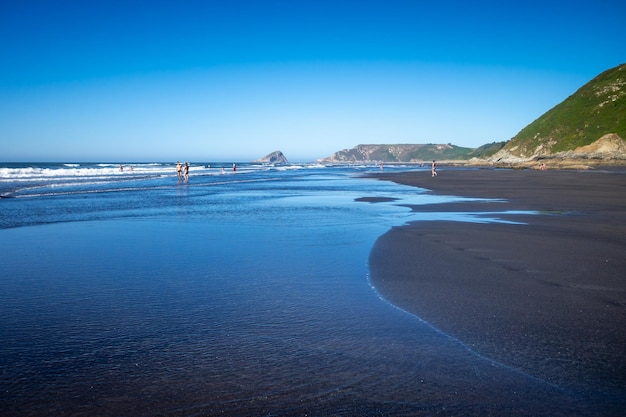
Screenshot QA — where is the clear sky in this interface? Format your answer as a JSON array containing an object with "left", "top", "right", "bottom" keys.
[{"left": 1, "top": 0, "right": 624, "bottom": 162}]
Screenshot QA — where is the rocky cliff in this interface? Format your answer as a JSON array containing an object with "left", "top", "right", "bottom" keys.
[
  {"left": 486, "top": 133, "right": 626, "bottom": 168},
  {"left": 254, "top": 150, "right": 289, "bottom": 164}
]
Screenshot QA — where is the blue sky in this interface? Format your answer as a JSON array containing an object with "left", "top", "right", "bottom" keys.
[{"left": 1, "top": 0, "right": 624, "bottom": 162}]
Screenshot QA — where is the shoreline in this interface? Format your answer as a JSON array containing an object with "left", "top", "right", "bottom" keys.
[{"left": 367, "top": 168, "right": 626, "bottom": 402}]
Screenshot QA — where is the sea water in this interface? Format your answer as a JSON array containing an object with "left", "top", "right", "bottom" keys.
[{"left": 0, "top": 163, "right": 607, "bottom": 416}]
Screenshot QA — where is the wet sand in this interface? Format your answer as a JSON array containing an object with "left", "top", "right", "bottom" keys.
[{"left": 368, "top": 168, "right": 626, "bottom": 403}]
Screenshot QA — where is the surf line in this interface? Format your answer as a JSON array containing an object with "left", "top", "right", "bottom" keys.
[
  {"left": 365, "top": 271, "right": 565, "bottom": 392},
  {"left": 1, "top": 176, "right": 285, "bottom": 198}
]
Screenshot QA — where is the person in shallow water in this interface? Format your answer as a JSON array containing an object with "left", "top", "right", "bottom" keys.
[
  {"left": 176, "top": 162, "right": 183, "bottom": 179},
  {"left": 184, "top": 162, "right": 190, "bottom": 182}
]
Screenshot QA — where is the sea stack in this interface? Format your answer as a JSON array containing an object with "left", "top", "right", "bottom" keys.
[{"left": 254, "top": 150, "right": 289, "bottom": 164}]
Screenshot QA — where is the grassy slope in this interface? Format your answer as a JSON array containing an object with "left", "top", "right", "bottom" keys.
[{"left": 506, "top": 64, "right": 626, "bottom": 156}]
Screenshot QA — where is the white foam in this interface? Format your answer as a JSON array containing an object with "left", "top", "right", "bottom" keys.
[{"left": 0, "top": 164, "right": 173, "bottom": 181}]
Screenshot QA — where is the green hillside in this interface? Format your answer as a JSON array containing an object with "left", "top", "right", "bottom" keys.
[
  {"left": 403, "top": 144, "right": 474, "bottom": 161},
  {"left": 320, "top": 143, "right": 479, "bottom": 163},
  {"left": 505, "top": 64, "right": 626, "bottom": 156},
  {"left": 467, "top": 141, "right": 506, "bottom": 159}
]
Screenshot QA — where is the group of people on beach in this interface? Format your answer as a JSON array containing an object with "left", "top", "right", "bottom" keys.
[{"left": 176, "top": 162, "right": 190, "bottom": 182}]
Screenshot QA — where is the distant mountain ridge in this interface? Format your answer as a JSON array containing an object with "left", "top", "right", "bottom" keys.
[
  {"left": 318, "top": 142, "right": 504, "bottom": 163},
  {"left": 319, "top": 64, "right": 626, "bottom": 167}
]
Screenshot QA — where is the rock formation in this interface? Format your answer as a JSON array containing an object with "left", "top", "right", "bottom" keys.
[{"left": 254, "top": 150, "right": 289, "bottom": 164}]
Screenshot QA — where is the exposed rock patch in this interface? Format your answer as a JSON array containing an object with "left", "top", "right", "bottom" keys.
[{"left": 486, "top": 133, "right": 626, "bottom": 169}]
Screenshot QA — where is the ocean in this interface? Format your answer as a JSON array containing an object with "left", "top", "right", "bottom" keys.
[{"left": 0, "top": 162, "right": 602, "bottom": 416}]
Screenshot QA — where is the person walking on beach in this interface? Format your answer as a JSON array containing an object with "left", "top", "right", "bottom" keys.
[
  {"left": 176, "top": 162, "right": 183, "bottom": 180},
  {"left": 233, "top": 163, "right": 237, "bottom": 173},
  {"left": 184, "top": 162, "right": 190, "bottom": 182},
  {"left": 431, "top": 160, "right": 438, "bottom": 177}
]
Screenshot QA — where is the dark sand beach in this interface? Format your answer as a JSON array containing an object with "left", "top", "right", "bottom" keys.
[{"left": 368, "top": 168, "right": 626, "bottom": 405}]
